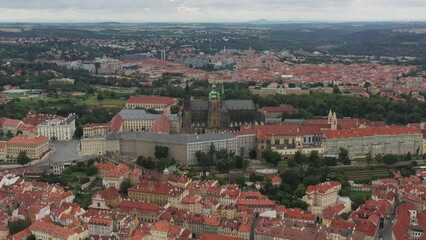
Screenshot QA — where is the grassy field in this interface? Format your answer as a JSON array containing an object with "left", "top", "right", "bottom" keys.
[
  {"left": 331, "top": 167, "right": 391, "bottom": 182},
  {"left": 14, "top": 94, "right": 125, "bottom": 109},
  {"left": 349, "top": 190, "right": 371, "bottom": 200}
]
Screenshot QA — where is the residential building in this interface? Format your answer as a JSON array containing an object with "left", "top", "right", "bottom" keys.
[
  {"left": 80, "top": 133, "right": 120, "bottom": 157},
  {"left": 88, "top": 217, "right": 113, "bottom": 237},
  {"left": 89, "top": 187, "right": 121, "bottom": 210},
  {"left": 82, "top": 123, "right": 111, "bottom": 138},
  {"left": 28, "top": 220, "right": 79, "bottom": 240},
  {"left": 6, "top": 135, "right": 50, "bottom": 159},
  {"left": 302, "top": 181, "right": 342, "bottom": 216},
  {"left": 0, "top": 118, "right": 23, "bottom": 134}
]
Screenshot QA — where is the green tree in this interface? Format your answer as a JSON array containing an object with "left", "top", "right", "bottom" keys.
[
  {"left": 216, "top": 159, "right": 231, "bottom": 173},
  {"left": 26, "top": 235, "right": 37, "bottom": 240},
  {"left": 338, "top": 148, "right": 351, "bottom": 165},
  {"left": 249, "top": 149, "right": 257, "bottom": 159},
  {"left": 137, "top": 156, "right": 157, "bottom": 170},
  {"left": 383, "top": 154, "right": 398, "bottom": 166},
  {"left": 17, "top": 151, "right": 30, "bottom": 165},
  {"left": 235, "top": 175, "right": 246, "bottom": 188},
  {"left": 262, "top": 148, "right": 281, "bottom": 166},
  {"left": 294, "top": 183, "right": 306, "bottom": 198},
  {"left": 195, "top": 151, "right": 209, "bottom": 168},
  {"left": 120, "top": 178, "right": 132, "bottom": 196},
  {"left": 154, "top": 146, "right": 169, "bottom": 159},
  {"left": 405, "top": 152, "right": 412, "bottom": 161},
  {"left": 86, "top": 165, "right": 99, "bottom": 176},
  {"left": 234, "top": 156, "right": 245, "bottom": 169},
  {"left": 308, "top": 151, "right": 320, "bottom": 168},
  {"left": 208, "top": 143, "right": 216, "bottom": 165},
  {"left": 287, "top": 158, "right": 296, "bottom": 168},
  {"left": 6, "top": 130, "right": 14, "bottom": 139},
  {"left": 365, "top": 152, "right": 373, "bottom": 165},
  {"left": 96, "top": 92, "right": 105, "bottom": 100},
  {"left": 170, "top": 105, "right": 181, "bottom": 114},
  {"left": 8, "top": 219, "right": 28, "bottom": 234}
]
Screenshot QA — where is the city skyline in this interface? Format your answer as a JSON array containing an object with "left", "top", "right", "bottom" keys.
[{"left": 1, "top": 0, "right": 426, "bottom": 22}]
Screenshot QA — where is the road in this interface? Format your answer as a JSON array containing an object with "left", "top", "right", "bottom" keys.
[
  {"left": 379, "top": 210, "right": 395, "bottom": 240},
  {"left": 46, "top": 139, "right": 85, "bottom": 165}
]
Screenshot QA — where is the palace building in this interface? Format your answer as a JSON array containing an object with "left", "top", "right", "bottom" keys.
[{"left": 182, "top": 81, "right": 264, "bottom": 133}]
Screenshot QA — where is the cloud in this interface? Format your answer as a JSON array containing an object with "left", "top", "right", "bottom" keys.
[{"left": 0, "top": 0, "right": 425, "bottom": 22}]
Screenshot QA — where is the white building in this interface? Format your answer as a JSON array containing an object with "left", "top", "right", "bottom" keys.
[{"left": 37, "top": 113, "right": 77, "bottom": 141}]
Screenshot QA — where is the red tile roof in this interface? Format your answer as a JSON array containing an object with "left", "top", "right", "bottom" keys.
[
  {"left": 126, "top": 96, "right": 177, "bottom": 106},
  {"left": 28, "top": 221, "right": 76, "bottom": 239},
  {"left": 325, "top": 126, "right": 422, "bottom": 139},
  {"left": 8, "top": 135, "right": 48, "bottom": 145},
  {"left": 151, "top": 114, "right": 171, "bottom": 134},
  {"left": 200, "top": 233, "right": 243, "bottom": 240},
  {"left": 306, "top": 181, "right": 341, "bottom": 194},
  {"left": 0, "top": 118, "right": 22, "bottom": 127},
  {"left": 260, "top": 105, "right": 297, "bottom": 113},
  {"left": 96, "top": 187, "right": 120, "bottom": 200},
  {"left": 110, "top": 114, "right": 123, "bottom": 133}
]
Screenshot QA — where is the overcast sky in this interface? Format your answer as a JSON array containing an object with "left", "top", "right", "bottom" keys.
[{"left": 0, "top": 0, "right": 426, "bottom": 22}]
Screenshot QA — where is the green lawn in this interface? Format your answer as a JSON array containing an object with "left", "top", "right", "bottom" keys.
[
  {"left": 10, "top": 94, "right": 124, "bottom": 111},
  {"left": 331, "top": 167, "right": 391, "bottom": 182},
  {"left": 71, "top": 171, "right": 87, "bottom": 177},
  {"left": 349, "top": 190, "right": 371, "bottom": 200},
  {"left": 79, "top": 95, "right": 125, "bottom": 106}
]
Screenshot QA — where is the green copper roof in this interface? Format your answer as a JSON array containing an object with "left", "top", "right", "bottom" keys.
[{"left": 209, "top": 82, "right": 220, "bottom": 99}]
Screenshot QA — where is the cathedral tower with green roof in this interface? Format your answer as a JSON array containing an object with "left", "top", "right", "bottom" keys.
[{"left": 208, "top": 82, "right": 222, "bottom": 130}]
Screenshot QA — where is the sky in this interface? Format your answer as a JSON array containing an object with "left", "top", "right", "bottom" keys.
[{"left": 1, "top": 0, "right": 426, "bottom": 22}]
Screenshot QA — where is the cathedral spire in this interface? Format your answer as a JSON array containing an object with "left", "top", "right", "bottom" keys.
[
  {"left": 184, "top": 80, "right": 191, "bottom": 110},
  {"left": 209, "top": 81, "right": 220, "bottom": 99}
]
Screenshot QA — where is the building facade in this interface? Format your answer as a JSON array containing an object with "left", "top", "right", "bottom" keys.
[
  {"left": 6, "top": 135, "right": 50, "bottom": 159},
  {"left": 324, "top": 126, "right": 423, "bottom": 159},
  {"left": 303, "top": 181, "right": 342, "bottom": 216},
  {"left": 182, "top": 81, "right": 264, "bottom": 133},
  {"left": 110, "top": 109, "right": 181, "bottom": 134},
  {"left": 125, "top": 95, "right": 178, "bottom": 114},
  {"left": 36, "top": 113, "right": 77, "bottom": 141}
]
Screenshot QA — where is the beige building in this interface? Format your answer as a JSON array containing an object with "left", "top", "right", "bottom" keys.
[
  {"left": 303, "top": 181, "right": 341, "bottom": 216},
  {"left": 81, "top": 131, "right": 239, "bottom": 165},
  {"left": 110, "top": 109, "right": 181, "bottom": 134},
  {"left": 125, "top": 95, "right": 178, "bottom": 113},
  {"left": 0, "top": 118, "right": 23, "bottom": 134},
  {"left": 80, "top": 133, "right": 120, "bottom": 157},
  {"left": 82, "top": 123, "right": 111, "bottom": 138},
  {"left": 119, "top": 132, "right": 238, "bottom": 166},
  {"left": 0, "top": 142, "right": 6, "bottom": 161},
  {"left": 29, "top": 221, "right": 80, "bottom": 240},
  {"left": 37, "top": 113, "right": 76, "bottom": 141},
  {"left": 6, "top": 135, "right": 50, "bottom": 159},
  {"left": 324, "top": 126, "right": 423, "bottom": 159}
]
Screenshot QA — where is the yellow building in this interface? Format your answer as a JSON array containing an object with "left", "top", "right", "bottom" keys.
[
  {"left": 6, "top": 135, "right": 49, "bottom": 159},
  {"left": 128, "top": 182, "right": 172, "bottom": 205},
  {"left": 302, "top": 181, "right": 341, "bottom": 216},
  {"left": 80, "top": 133, "right": 120, "bottom": 157},
  {"left": 82, "top": 124, "right": 111, "bottom": 137},
  {"left": 125, "top": 95, "right": 178, "bottom": 114}
]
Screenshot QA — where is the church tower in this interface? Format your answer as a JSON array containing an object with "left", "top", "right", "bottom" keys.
[
  {"left": 182, "top": 81, "right": 192, "bottom": 131},
  {"left": 331, "top": 112, "right": 338, "bottom": 130},
  {"left": 208, "top": 82, "right": 222, "bottom": 131},
  {"left": 327, "top": 109, "right": 333, "bottom": 124}
]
